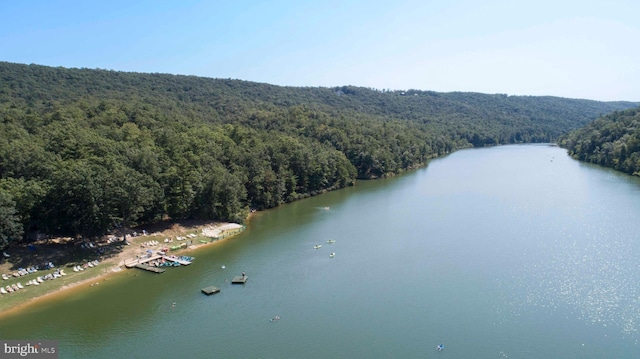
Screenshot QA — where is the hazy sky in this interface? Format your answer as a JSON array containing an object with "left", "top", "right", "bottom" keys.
[{"left": 1, "top": 0, "right": 638, "bottom": 101}]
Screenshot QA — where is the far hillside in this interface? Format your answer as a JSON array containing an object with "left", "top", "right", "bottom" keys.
[
  {"left": 0, "top": 61, "right": 638, "bottom": 248},
  {"left": 560, "top": 107, "right": 640, "bottom": 176}
]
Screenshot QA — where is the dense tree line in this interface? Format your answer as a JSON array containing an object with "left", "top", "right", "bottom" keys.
[
  {"left": 559, "top": 107, "right": 640, "bottom": 176},
  {"left": 0, "top": 62, "right": 637, "bottom": 249}
]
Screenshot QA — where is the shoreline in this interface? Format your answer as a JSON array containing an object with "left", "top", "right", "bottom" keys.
[
  {"left": 0, "top": 266, "right": 121, "bottom": 319},
  {"left": 0, "top": 221, "right": 248, "bottom": 318}
]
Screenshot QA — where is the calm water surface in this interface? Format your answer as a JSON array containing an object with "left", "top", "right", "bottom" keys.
[{"left": 1, "top": 144, "right": 639, "bottom": 358}]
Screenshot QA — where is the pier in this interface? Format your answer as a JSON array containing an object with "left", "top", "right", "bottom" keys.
[
  {"left": 125, "top": 254, "right": 192, "bottom": 271},
  {"left": 124, "top": 255, "right": 162, "bottom": 268}
]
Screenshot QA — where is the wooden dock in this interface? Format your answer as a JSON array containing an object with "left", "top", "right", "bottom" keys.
[
  {"left": 135, "top": 264, "right": 165, "bottom": 273},
  {"left": 124, "top": 255, "right": 162, "bottom": 268},
  {"left": 125, "top": 254, "right": 191, "bottom": 270},
  {"left": 231, "top": 276, "right": 248, "bottom": 284},
  {"left": 201, "top": 286, "right": 220, "bottom": 295}
]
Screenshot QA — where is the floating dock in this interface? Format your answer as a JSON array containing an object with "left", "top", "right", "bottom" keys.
[
  {"left": 201, "top": 286, "right": 221, "bottom": 295},
  {"left": 135, "top": 264, "right": 165, "bottom": 273},
  {"left": 231, "top": 276, "right": 248, "bottom": 284}
]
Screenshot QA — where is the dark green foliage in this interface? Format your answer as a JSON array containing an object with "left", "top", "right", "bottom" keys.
[
  {"left": 0, "top": 190, "right": 23, "bottom": 250},
  {"left": 0, "top": 61, "right": 637, "bottom": 240},
  {"left": 560, "top": 107, "right": 640, "bottom": 176}
]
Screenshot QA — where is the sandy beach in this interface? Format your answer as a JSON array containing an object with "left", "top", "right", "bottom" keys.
[{"left": 0, "top": 220, "right": 246, "bottom": 317}]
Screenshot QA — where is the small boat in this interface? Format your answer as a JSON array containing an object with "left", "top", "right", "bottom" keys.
[
  {"left": 314, "top": 245, "right": 322, "bottom": 249},
  {"left": 0, "top": 287, "right": 7, "bottom": 294},
  {"left": 330, "top": 253, "right": 335, "bottom": 258},
  {"left": 326, "top": 239, "right": 336, "bottom": 244},
  {"left": 437, "top": 344, "right": 444, "bottom": 351},
  {"left": 16, "top": 282, "right": 24, "bottom": 289}
]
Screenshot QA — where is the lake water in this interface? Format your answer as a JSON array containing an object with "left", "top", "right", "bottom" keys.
[{"left": 1, "top": 144, "right": 639, "bottom": 358}]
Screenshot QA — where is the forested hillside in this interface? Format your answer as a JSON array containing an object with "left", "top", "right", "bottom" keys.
[
  {"left": 560, "top": 107, "right": 640, "bottom": 176},
  {"left": 0, "top": 61, "right": 637, "bottom": 247}
]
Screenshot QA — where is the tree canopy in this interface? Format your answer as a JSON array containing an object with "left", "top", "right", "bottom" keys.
[
  {"left": 0, "top": 61, "right": 637, "bottom": 248},
  {"left": 559, "top": 106, "right": 640, "bottom": 176},
  {"left": 0, "top": 191, "right": 22, "bottom": 249}
]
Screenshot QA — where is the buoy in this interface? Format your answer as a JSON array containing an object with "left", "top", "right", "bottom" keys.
[{"left": 221, "top": 265, "right": 226, "bottom": 269}]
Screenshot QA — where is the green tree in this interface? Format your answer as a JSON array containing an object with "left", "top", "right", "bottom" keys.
[
  {"left": 0, "top": 61, "right": 638, "bottom": 240},
  {"left": 0, "top": 190, "right": 23, "bottom": 250}
]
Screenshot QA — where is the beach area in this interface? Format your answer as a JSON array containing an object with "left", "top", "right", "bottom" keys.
[{"left": 0, "top": 220, "right": 246, "bottom": 317}]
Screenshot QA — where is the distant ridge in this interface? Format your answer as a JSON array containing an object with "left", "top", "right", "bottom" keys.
[{"left": 1, "top": 61, "right": 636, "bottom": 134}]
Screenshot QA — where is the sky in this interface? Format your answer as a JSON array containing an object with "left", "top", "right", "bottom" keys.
[{"left": 1, "top": 0, "right": 638, "bottom": 101}]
